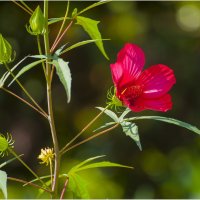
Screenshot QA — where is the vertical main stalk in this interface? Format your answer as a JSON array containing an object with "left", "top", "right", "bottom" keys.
[{"left": 43, "top": 0, "right": 60, "bottom": 198}]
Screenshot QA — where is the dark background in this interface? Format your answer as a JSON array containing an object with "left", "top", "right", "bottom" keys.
[{"left": 1, "top": 1, "right": 200, "bottom": 198}]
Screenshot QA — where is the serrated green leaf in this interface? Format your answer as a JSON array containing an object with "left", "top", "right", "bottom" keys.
[
  {"left": 68, "top": 173, "right": 89, "bottom": 199},
  {"left": 96, "top": 107, "right": 119, "bottom": 122},
  {"left": 70, "top": 155, "right": 106, "bottom": 173},
  {"left": 0, "top": 170, "right": 7, "bottom": 199},
  {"left": 73, "top": 161, "right": 133, "bottom": 173},
  {"left": 127, "top": 116, "right": 200, "bottom": 135},
  {"left": 93, "top": 122, "right": 115, "bottom": 132},
  {"left": 60, "top": 39, "right": 109, "bottom": 55},
  {"left": 52, "top": 58, "right": 71, "bottom": 103},
  {"left": 77, "top": 0, "right": 112, "bottom": 16},
  {"left": 8, "top": 59, "right": 45, "bottom": 87},
  {"left": 76, "top": 16, "right": 109, "bottom": 60},
  {"left": 121, "top": 121, "right": 142, "bottom": 151}
]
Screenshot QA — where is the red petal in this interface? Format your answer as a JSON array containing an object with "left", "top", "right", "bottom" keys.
[
  {"left": 110, "top": 62, "right": 123, "bottom": 88},
  {"left": 137, "top": 64, "right": 176, "bottom": 98},
  {"left": 124, "top": 94, "right": 172, "bottom": 112},
  {"left": 110, "top": 43, "right": 145, "bottom": 89}
]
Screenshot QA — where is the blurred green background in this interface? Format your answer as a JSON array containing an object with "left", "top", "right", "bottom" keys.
[{"left": 1, "top": 1, "right": 200, "bottom": 198}]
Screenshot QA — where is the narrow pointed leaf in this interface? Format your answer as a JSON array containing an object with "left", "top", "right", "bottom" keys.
[
  {"left": 127, "top": 116, "right": 200, "bottom": 135},
  {"left": 70, "top": 155, "right": 105, "bottom": 173},
  {"left": 76, "top": 16, "right": 109, "bottom": 60},
  {"left": 54, "top": 43, "right": 68, "bottom": 57},
  {"left": 8, "top": 59, "right": 45, "bottom": 86},
  {"left": 68, "top": 173, "right": 90, "bottom": 199},
  {"left": 29, "top": 55, "right": 48, "bottom": 59},
  {"left": 77, "top": 0, "right": 112, "bottom": 16},
  {"left": 119, "top": 108, "right": 131, "bottom": 122},
  {"left": 60, "top": 39, "right": 109, "bottom": 55},
  {"left": 0, "top": 155, "right": 23, "bottom": 169},
  {"left": 23, "top": 175, "right": 51, "bottom": 186},
  {"left": 0, "top": 56, "right": 29, "bottom": 87},
  {"left": 96, "top": 107, "right": 119, "bottom": 122},
  {"left": 73, "top": 161, "right": 133, "bottom": 172},
  {"left": 0, "top": 170, "right": 7, "bottom": 199},
  {"left": 93, "top": 122, "right": 115, "bottom": 132},
  {"left": 52, "top": 58, "right": 71, "bottom": 103},
  {"left": 48, "top": 17, "right": 66, "bottom": 25},
  {"left": 121, "top": 121, "right": 142, "bottom": 150}
]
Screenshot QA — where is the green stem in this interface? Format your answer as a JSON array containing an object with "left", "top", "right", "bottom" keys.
[
  {"left": 50, "top": 0, "right": 70, "bottom": 52},
  {"left": 37, "top": 35, "right": 47, "bottom": 81},
  {"left": 60, "top": 105, "right": 110, "bottom": 154},
  {"left": 4, "top": 63, "right": 48, "bottom": 118},
  {"left": 1, "top": 87, "right": 48, "bottom": 119},
  {"left": 61, "top": 123, "right": 119, "bottom": 155},
  {"left": 44, "top": 1, "right": 60, "bottom": 197},
  {"left": 8, "top": 177, "right": 52, "bottom": 193},
  {"left": 8, "top": 148, "right": 46, "bottom": 187},
  {"left": 49, "top": 158, "right": 53, "bottom": 188}
]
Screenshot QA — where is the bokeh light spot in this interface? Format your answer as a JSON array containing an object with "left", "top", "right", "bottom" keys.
[{"left": 176, "top": 5, "right": 200, "bottom": 32}]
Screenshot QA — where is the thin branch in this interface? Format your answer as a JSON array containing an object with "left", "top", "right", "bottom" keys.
[
  {"left": 8, "top": 148, "right": 47, "bottom": 187},
  {"left": 1, "top": 87, "right": 48, "bottom": 119},
  {"left": 4, "top": 63, "right": 48, "bottom": 118},
  {"left": 60, "top": 105, "right": 110, "bottom": 154},
  {"left": 11, "top": 0, "right": 32, "bottom": 15},
  {"left": 19, "top": 0, "right": 33, "bottom": 13},
  {"left": 60, "top": 176, "right": 69, "bottom": 199},
  {"left": 8, "top": 177, "right": 52, "bottom": 193},
  {"left": 51, "top": 0, "right": 70, "bottom": 53},
  {"left": 61, "top": 123, "right": 119, "bottom": 155},
  {"left": 50, "top": 20, "right": 74, "bottom": 53}
]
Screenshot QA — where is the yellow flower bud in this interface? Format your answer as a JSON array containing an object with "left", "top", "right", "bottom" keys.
[
  {"left": 38, "top": 147, "right": 54, "bottom": 166},
  {"left": 0, "top": 34, "right": 13, "bottom": 64},
  {"left": 27, "top": 6, "right": 45, "bottom": 35}
]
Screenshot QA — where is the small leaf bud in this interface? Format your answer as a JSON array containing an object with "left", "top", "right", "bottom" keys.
[{"left": 0, "top": 34, "right": 13, "bottom": 64}]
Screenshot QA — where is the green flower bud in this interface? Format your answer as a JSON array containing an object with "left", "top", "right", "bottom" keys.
[
  {"left": 0, "top": 34, "right": 13, "bottom": 64},
  {"left": 0, "top": 135, "right": 8, "bottom": 152},
  {"left": 27, "top": 6, "right": 45, "bottom": 35},
  {"left": 111, "top": 94, "right": 123, "bottom": 107},
  {"left": 0, "top": 133, "right": 14, "bottom": 157},
  {"left": 106, "top": 86, "right": 124, "bottom": 111}
]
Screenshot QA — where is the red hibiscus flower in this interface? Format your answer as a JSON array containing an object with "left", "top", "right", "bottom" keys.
[{"left": 110, "top": 43, "right": 176, "bottom": 112}]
